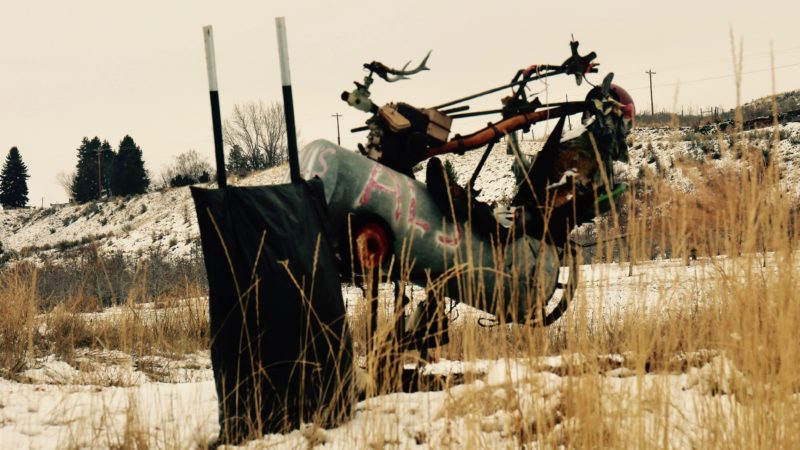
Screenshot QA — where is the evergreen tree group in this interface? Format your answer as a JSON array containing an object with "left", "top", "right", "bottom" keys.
[
  {"left": 0, "top": 147, "right": 30, "bottom": 208},
  {"left": 70, "top": 135, "right": 149, "bottom": 203}
]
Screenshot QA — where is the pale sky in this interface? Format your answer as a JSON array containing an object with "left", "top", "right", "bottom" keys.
[{"left": 1, "top": 0, "right": 798, "bottom": 205}]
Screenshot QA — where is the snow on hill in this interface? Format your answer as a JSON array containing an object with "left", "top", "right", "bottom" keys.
[
  {"left": 742, "top": 89, "right": 800, "bottom": 117},
  {"left": 2, "top": 123, "right": 800, "bottom": 262},
  {"left": 0, "top": 166, "right": 287, "bottom": 261}
]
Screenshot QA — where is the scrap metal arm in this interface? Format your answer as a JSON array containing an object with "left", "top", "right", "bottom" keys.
[{"left": 423, "top": 103, "right": 585, "bottom": 160}]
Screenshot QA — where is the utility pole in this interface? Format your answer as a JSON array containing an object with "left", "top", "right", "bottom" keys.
[
  {"left": 332, "top": 113, "right": 342, "bottom": 146},
  {"left": 96, "top": 147, "right": 103, "bottom": 199},
  {"left": 645, "top": 69, "right": 656, "bottom": 116}
]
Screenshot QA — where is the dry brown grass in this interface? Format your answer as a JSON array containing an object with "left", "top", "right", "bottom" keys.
[
  {"left": 3, "top": 37, "right": 800, "bottom": 448},
  {"left": 0, "top": 263, "right": 210, "bottom": 376},
  {"left": 2, "top": 129, "right": 797, "bottom": 447},
  {"left": 0, "top": 265, "right": 37, "bottom": 376},
  {"left": 336, "top": 37, "right": 800, "bottom": 447}
]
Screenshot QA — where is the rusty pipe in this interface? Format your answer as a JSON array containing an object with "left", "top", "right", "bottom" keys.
[{"left": 424, "top": 104, "right": 584, "bottom": 159}]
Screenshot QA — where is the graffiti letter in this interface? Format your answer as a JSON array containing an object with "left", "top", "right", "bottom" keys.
[
  {"left": 356, "top": 164, "right": 403, "bottom": 223},
  {"left": 309, "top": 147, "right": 335, "bottom": 178},
  {"left": 403, "top": 177, "right": 430, "bottom": 235},
  {"left": 437, "top": 222, "right": 463, "bottom": 247}
]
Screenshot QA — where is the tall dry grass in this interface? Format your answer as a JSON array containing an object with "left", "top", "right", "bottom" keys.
[
  {"left": 0, "top": 265, "right": 37, "bottom": 376},
  {"left": 2, "top": 37, "right": 799, "bottom": 448},
  {"left": 340, "top": 36, "right": 800, "bottom": 448},
  {"left": 0, "top": 260, "right": 210, "bottom": 376}
]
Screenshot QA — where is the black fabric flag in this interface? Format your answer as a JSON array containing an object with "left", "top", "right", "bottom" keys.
[{"left": 191, "top": 180, "right": 354, "bottom": 443}]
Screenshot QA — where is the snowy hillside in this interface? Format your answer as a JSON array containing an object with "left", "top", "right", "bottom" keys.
[
  {"left": 0, "top": 166, "right": 286, "bottom": 260},
  {"left": 2, "top": 123, "right": 800, "bottom": 261}
]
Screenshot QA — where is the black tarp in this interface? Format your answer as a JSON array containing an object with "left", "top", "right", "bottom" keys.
[{"left": 191, "top": 180, "right": 354, "bottom": 443}]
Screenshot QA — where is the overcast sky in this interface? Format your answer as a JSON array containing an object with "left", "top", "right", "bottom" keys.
[{"left": 2, "top": 0, "right": 798, "bottom": 205}]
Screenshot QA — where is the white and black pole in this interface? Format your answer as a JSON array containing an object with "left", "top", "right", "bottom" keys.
[
  {"left": 203, "top": 25, "right": 227, "bottom": 189},
  {"left": 275, "top": 17, "right": 301, "bottom": 183}
]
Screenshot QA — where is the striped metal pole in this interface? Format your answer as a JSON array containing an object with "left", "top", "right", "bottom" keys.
[
  {"left": 203, "top": 25, "right": 227, "bottom": 189},
  {"left": 275, "top": 17, "right": 301, "bottom": 183}
]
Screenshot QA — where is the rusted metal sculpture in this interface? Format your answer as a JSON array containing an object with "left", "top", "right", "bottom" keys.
[{"left": 304, "top": 40, "right": 634, "bottom": 382}]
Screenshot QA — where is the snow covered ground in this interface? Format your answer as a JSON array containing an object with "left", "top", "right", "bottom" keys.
[
  {"left": 0, "top": 254, "right": 784, "bottom": 449},
  {"left": 0, "top": 339, "right": 761, "bottom": 449}
]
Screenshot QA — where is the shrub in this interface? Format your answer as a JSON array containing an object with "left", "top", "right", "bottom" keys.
[
  {"left": 82, "top": 202, "right": 100, "bottom": 217},
  {"left": 32, "top": 248, "right": 207, "bottom": 310},
  {"left": 169, "top": 171, "right": 210, "bottom": 188},
  {"left": 160, "top": 150, "right": 213, "bottom": 188}
]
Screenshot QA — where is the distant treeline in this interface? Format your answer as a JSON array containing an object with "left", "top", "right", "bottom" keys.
[{"left": 635, "top": 89, "right": 800, "bottom": 129}]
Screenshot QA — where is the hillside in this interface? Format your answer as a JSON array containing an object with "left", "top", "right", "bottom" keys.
[
  {"left": 742, "top": 89, "right": 800, "bottom": 117},
  {"left": 2, "top": 123, "right": 800, "bottom": 263},
  {"left": 0, "top": 166, "right": 286, "bottom": 261}
]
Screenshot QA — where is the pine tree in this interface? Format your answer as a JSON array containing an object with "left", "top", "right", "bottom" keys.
[
  {"left": 99, "top": 140, "right": 115, "bottom": 197},
  {"left": 227, "top": 144, "right": 248, "bottom": 175},
  {"left": 71, "top": 137, "right": 116, "bottom": 203},
  {"left": 111, "top": 135, "right": 150, "bottom": 196},
  {"left": 0, "top": 147, "right": 30, "bottom": 208},
  {"left": 71, "top": 137, "right": 96, "bottom": 202}
]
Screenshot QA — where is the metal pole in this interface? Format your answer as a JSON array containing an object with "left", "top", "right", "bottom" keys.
[
  {"left": 645, "top": 69, "right": 656, "bottom": 116},
  {"left": 332, "top": 113, "right": 342, "bottom": 146},
  {"left": 203, "top": 26, "right": 227, "bottom": 189},
  {"left": 566, "top": 94, "right": 572, "bottom": 130},
  {"left": 275, "top": 17, "right": 301, "bottom": 183},
  {"left": 96, "top": 147, "right": 102, "bottom": 198},
  {"left": 432, "top": 68, "right": 564, "bottom": 110}
]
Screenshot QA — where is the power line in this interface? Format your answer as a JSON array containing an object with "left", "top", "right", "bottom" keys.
[
  {"left": 615, "top": 45, "right": 800, "bottom": 77},
  {"left": 624, "top": 62, "right": 800, "bottom": 92}
]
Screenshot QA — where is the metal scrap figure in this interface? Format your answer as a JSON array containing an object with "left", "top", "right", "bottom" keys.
[{"left": 300, "top": 39, "right": 635, "bottom": 360}]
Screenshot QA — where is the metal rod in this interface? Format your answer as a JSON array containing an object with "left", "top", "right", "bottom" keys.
[
  {"left": 566, "top": 94, "right": 572, "bottom": 130},
  {"left": 468, "top": 141, "right": 495, "bottom": 190},
  {"left": 449, "top": 108, "right": 513, "bottom": 119},
  {"left": 449, "top": 101, "right": 581, "bottom": 120},
  {"left": 431, "top": 68, "right": 564, "bottom": 110},
  {"left": 275, "top": 17, "right": 301, "bottom": 183},
  {"left": 332, "top": 113, "right": 342, "bottom": 145},
  {"left": 439, "top": 105, "right": 470, "bottom": 115},
  {"left": 426, "top": 104, "right": 583, "bottom": 159},
  {"left": 203, "top": 26, "right": 227, "bottom": 189}
]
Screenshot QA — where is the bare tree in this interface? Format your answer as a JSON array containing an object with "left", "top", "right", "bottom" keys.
[
  {"left": 159, "top": 149, "right": 213, "bottom": 188},
  {"left": 223, "top": 101, "right": 288, "bottom": 172},
  {"left": 56, "top": 171, "right": 76, "bottom": 200}
]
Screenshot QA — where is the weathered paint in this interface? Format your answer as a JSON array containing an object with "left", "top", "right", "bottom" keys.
[{"left": 300, "top": 139, "right": 560, "bottom": 322}]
